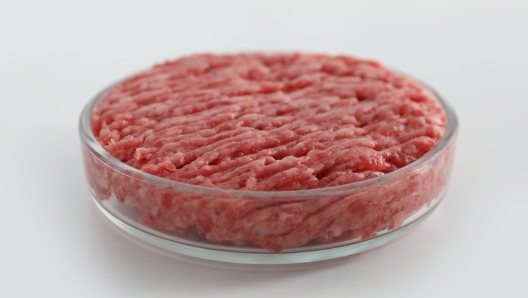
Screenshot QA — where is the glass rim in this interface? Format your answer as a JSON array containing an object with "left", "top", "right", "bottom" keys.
[{"left": 79, "top": 70, "right": 459, "bottom": 200}]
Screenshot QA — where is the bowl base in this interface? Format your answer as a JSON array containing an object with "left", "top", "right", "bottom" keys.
[{"left": 92, "top": 194, "right": 444, "bottom": 265}]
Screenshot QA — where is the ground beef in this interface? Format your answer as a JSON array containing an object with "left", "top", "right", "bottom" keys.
[
  {"left": 84, "top": 53, "right": 453, "bottom": 252},
  {"left": 91, "top": 53, "right": 446, "bottom": 191}
]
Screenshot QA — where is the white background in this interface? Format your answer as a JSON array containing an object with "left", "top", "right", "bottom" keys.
[{"left": 1, "top": 0, "right": 527, "bottom": 297}]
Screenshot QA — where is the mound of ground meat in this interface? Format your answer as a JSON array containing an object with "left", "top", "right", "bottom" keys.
[
  {"left": 91, "top": 53, "right": 446, "bottom": 190},
  {"left": 84, "top": 53, "right": 453, "bottom": 252}
]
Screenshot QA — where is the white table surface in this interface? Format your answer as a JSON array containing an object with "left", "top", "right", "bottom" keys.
[{"left": 1, "top": 1, "right": 527, "bottom": 297}]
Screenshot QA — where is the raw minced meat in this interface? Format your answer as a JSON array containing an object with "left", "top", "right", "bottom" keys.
[
  {"left": 84, "top": 53, "right": 454, "bottom": 252},
  {"left": 91, "top": 53, "right": 446, "bottom": 190}
]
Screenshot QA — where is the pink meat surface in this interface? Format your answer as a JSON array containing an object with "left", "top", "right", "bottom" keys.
[{"left": 86, "top": 53, "right": 452, "bottom": 252}]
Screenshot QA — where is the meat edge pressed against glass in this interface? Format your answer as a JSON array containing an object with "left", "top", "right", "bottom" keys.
[{"left": 80, "top": 53, "right": 458, "bottom": 253}]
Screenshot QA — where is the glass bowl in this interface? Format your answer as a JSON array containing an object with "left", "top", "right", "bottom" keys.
[{"left": 79, "top": 73, "right": 458, "bottom": 264}]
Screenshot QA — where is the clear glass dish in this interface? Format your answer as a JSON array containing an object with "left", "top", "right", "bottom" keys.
[{"left": 79, "top": 74, "right": 458, "bottom": 264}]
